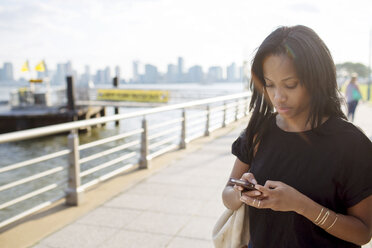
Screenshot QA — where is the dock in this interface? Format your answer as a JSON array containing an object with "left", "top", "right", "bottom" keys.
[
  {"left": 0, "top": 106, "right": 105, "bottom": 134},
  {"left": 0, "top": 102, "right": 371, "bottom": 248}
]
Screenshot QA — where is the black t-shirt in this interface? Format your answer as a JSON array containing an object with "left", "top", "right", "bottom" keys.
[{"left": 232, "top": 115, "right": 372, "bottom": 248}]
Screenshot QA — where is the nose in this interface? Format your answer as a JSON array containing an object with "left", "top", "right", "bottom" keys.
[{"left": 273, "top": 88, "right": 286, "bottom": 103}]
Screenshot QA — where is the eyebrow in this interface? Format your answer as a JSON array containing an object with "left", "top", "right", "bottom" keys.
[{"left": 263, "top": 76, "right": 297, "bottom": 82}]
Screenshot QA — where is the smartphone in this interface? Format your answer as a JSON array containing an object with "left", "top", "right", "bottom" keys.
[{"left": 229, "top": 178, "right": 256, "bottom": 191}]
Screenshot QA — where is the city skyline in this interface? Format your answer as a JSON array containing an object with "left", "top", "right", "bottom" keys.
[
  {"left": 0, "top": 57, "right": 244, "bottom": 85},
  {"left": 1, "top": 0, "right": 371, "bottom": 81}
]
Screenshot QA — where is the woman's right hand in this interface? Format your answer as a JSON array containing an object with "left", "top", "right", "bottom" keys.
[{"left": 234, "top": 172, "right": 262, "bottom": 198}]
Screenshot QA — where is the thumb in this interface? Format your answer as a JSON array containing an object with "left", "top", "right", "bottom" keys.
[{"left": 241, "top": 172, "right": 258, "bottom": 185}]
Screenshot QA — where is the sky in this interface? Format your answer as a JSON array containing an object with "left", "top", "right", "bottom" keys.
[{"left": 0, "top": 0, "right": 372, "bottom": 80}]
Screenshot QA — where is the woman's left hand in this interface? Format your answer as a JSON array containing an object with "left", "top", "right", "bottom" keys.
[{"left": 240, "top": 180, "right": 305, "bottom": 213}]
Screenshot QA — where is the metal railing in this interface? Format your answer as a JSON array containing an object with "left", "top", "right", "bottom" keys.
[{"left": 0, "top": 92, "right": 250, "bottom": 229}]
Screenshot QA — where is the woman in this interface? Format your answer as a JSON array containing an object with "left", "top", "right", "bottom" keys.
[
  {"left": 346, "top": 74, "right": 362, "bottom": 122},
  {"left": 222, "top": 25, "right": 372, "bottom": 247}
]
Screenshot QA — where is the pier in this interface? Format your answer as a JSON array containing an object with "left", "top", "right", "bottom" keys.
[
  {"left": 0, "top": 99, "right": 371, "bottom": 248},
  {"left": 0, "top": 93, "right": 250, "bottom": 246}
]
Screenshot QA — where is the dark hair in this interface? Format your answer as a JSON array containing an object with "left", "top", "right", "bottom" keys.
[{"left": 244, "top": 25, "right": 346, "bottom": 164}]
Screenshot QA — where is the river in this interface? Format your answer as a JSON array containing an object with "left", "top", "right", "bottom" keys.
[{"left": 0, "top": 82, "right": 248, "bottom": 223}]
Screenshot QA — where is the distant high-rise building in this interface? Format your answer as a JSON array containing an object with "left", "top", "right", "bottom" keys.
[
  {"left": 85, "top": 65, "right": 91, "bottom": 77},
  {"left": 104, "top": 66, "right": 111, "bottom": 84},
  {"left": 36, "top": 61, "right": 49, "bottom": 79},
  {"left": 85, "top": 65, "right": 91, "bottom": 82},
  {"left": 3, "top": 62, "right": 14, "bottom": 81},
  {"left": 207, "top": 66, "right": 223, "bottom": 82},
  {"left": 37, "top": 71, "right": 44, "bottom": 79},
  {"left": 178, "top": 57, "right": 184, "bottom": 75},
  {"left": 95, "top": 70, "right": 105, "bottom": 84},
  {"left": 0, "top": 68, "right": 4, "bottom": 81},
  {"left": 166, "top": 64, "right": 178, "bottom": 83},
  {"left": 72, "top": 70, "right": 79, "bottom": 83},
  {"left": 239, "top": 66, "right": 244, "bottom": 82},
  {"left": 144, "top": 64, "right": 158, "bottom": 83},
  {"left": 66, "top": 61, "right": 73, "bottom": 76},
  {"left": 132, "top": 61, "right": 139, "bottom": 83},
  {"left": 227, "top": 62, "right": 237, "bottom": 82},
  {"left": 115, "top": 66, "right": 121, "bottom": 78},
  {"left": 78, "top": 65, "right": 91, "bottom": 85},
  {"left": 52, "top": 61, "right": 77, "bottom": 85},
  {"left": 54, "top": 63, "right": 67, "bottom": 85},
  {"left": 188, "top": 65, "right": 203, "bottom": 82},
  {"left": 177, "top": 57, "right": 184, "bottom": 82}
]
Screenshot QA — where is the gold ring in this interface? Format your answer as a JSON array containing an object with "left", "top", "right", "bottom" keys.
[
  {"left": 253, "top": 199, "right": 256, "bottom": 206},
  {"left": 258, "top": 200, "right": 261, "bottom": 208}
]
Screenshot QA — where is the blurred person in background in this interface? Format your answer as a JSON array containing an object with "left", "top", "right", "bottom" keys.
[
  {"left": 222, "top": 25, "right": 372, "bottom": 248},
  {"left": 346, "top": 73, "right": 363, "bottom": 122}
]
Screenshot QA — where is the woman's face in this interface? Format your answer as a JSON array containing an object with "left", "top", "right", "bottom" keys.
[{"left": 262, "top": 54, "right": 311, "bottom": 124}]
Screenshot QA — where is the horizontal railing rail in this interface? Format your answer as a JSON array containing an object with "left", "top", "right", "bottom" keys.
[
  {"left": 78, "top": 129, "right": 143, "bottom": 151},
  {"left": 0, "top": 92, "right": 250, "bottom": 144},
  {"left": 0, "top": 149, "right": 70, "bottom": 173},
  {"left": 0, "top": 92, "right": 251, "bottom": 229}
]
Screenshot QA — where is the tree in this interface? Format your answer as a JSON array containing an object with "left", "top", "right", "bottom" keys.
[{"left": 335, "top": 62, "right": 369, "bottom": 77}]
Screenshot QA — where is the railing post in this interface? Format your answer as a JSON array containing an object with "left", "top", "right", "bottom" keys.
[
  {"left": 139, "top": 117, "right": 149, "bottom": 169},
  {"left": 222, "top": 101, "right": 227, "bottom": 127},
  {"left": 244, "top": 97, "right": 249, "bottom": 117},
  {"left": 180, "top": 108, "right": 187, "bottom": 149},
  {"left": 113, "top": 77, "right": 120, "bottom": 126},
  {"left": 235, "top": 99, "right": 239, "bottom": 121},
  {"left": 66, "top": 76, "right": 77, "bottom": 121},
  {"left": 205, "top": 105, "right": 210, "bottom": 136},
  {"left": 66, "top": 130, "right": 83, "bottom": 205}
]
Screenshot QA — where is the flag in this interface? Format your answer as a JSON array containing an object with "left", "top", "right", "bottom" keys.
[
  {"left": 35, "top": 61, "right": 45, "bottom": 72},
  {"left": 21, "top": 61, "right": 29, "bottom": 72}
]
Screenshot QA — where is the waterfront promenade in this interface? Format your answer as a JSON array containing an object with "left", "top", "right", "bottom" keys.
[{"left": 1, "top": 102, "right": 372, "bottom": 248}]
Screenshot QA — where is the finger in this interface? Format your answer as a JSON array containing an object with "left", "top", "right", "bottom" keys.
[
  {"left": 263, "top": 180, "right": 281, "bottom": 189},
  {"left": 254, "top": 184, "right": 271, "bottom": 197},
  {"left": 241, "top": 195, "right": 265, "bottom": 209},
  {"left": 233, "top": 185, "right": 244, "bottom": 192},
  {"left": 242, "top": 189, "right": 262, "bottom": 197},
  {"left": 241, "top": 172, "right": 258, "bottom": 184}
]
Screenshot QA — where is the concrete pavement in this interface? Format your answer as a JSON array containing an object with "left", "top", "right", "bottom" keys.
[
  {"left": 352, "top": 102, "right": 372, "bottom": 140},
  {"left": 31, "top": 121, "right": 241, "bottom": 248},
  {"left": 3, "top": 102, "right": 372, "bottom": 248}
]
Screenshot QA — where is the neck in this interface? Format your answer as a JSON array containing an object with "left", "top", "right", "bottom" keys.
[
  {"left": 276, "top": 115, "right": 310, "bottom": 132},
  {"left": 276, "top": 114, "right": 328, "bottom": 132}
]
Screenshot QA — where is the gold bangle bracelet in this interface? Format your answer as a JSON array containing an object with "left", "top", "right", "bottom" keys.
[
  {"left": 314, "top": 207, "right": 324, "bottom": 223},
  {"left": 316, "top": 209, "right": 328, "bottom": 225},
  {"left": 326, "top": 214, "right": 338, "bottom": 230},
  {"left": 319, "top": 210, "right": 330, "bottom": 226}
]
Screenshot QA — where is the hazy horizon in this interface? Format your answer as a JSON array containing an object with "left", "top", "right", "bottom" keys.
[{"left": 1, "top": 0, "right": 371, "bottom": 80}]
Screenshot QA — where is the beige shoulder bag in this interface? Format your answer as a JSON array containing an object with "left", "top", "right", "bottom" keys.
[
  {"left": 212, "top": 203, "right": 250, "bottom": 248},
  {"left": 212, "top": 134, "right": 258, "bottom": 248}
]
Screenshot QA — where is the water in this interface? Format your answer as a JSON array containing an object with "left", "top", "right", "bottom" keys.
[{"left": 0, "top": 82, "right": 247, "bottom": 223}]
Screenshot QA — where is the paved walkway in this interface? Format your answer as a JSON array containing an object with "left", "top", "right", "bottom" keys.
[
  {"left": 352, "top": 102, "right": 372, "bottom": 140},
  {"left": 21, "top": 102, "right": 372, "bottom": 247},
  {"left": 32, "top": 124, "right": 239, "bottom": 248}
]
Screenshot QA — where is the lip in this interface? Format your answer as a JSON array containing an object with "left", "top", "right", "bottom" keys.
[{"left": 276, "top": 106, "right": 291, "bottom": 113}]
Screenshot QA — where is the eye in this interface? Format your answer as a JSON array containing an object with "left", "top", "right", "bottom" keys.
[
  {"left": 264, "top": 80, "right": 274, "bottom": 88},
  {"left": 285, "top": 82, "right": 298, "bottom": 89}
]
